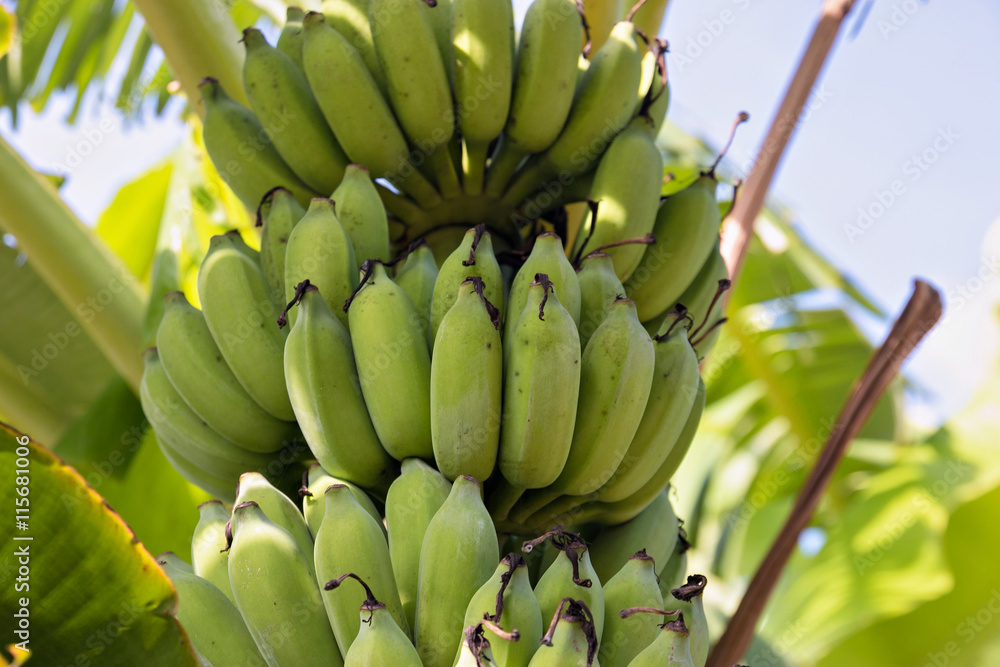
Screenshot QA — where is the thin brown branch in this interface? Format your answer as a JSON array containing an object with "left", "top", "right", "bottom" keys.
[
  {"left": 719, "top": 0, "right": 857, "bottom": 294},
  {"left": 707, "top": 279, "right": 943, "bottom": 667}
]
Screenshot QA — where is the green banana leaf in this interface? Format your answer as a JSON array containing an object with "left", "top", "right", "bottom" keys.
[
  {"left": 0, "top": 423, "right": 197, "bottom": 666},
  {"left": 0, "top": 0, "right": 274, "bottom": 123}
]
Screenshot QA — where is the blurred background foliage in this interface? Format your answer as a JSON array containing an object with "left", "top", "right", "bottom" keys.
[{"left": 1, "top": 0, "right": 999, "bottom": 665}]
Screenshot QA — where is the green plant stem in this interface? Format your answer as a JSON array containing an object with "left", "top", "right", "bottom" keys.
[
  {"left": 132, "top": 0, "right": 246, "bottom": 116},
  {"left": 0, "top": 137, "right": 146, "bottom": 392}
]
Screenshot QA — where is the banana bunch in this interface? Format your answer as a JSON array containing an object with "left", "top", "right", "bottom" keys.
[{"left": 161, "top": 468, "right": 712, "bottom": 666}]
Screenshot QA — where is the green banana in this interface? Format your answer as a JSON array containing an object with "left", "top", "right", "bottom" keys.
[
  {"left": 157, "top": 552, "right": 266, "bottom": 667},
  {"left": 459, "top": 553, "right": 543, "bottom": 667},
  {"left": 484, "top": 0, "right": 583, "bottom": 196},
  {"left": 658, "top": 527, "right": 690, "bottom": 595},
  {"left": 423, "top": 0, "right": 454, "bottom": 80},
  {"left": 191, "top": 500, "right": 235, "bottom": 604},
  {"left": 276, "top": 6, "right": 305, "bottom": 69},
  {"left": 528, "top": 530, "right": 605, "bottom": 642},
  {"left": 504, "top": 233, "right": 580, "bottom": 343},
  {"left": 624, "top": 175, "right": 721, "bottom": 321},
  {"left": 324, "top": 573, "right": 423, "bottom": 667},
  {"left": 599, "top": 550, "right": 665, "bottom": 667},
  {"left": 624, "top": 612, "right": 692, "bottom": 667},
  {"left": 234, "top": 472, "right": 316, "bottom": 579},
  {"left": 154, "top": 435, "right": 241, "bottom": 499},
  {"left": 592, "top": 316, "right": 700, "bottom": 503},
  {"left": 332, "top": 164, "right": 392, "bottom": 263},
  {"left": 576, "top": 252, "right": 626, "bottom": 351},
  {"left": 140, "top": 348, "right": 282, "bottom": 483},
  {"left": 638, "top": 42, "right": 670, "bottom": 134},
  {"left": 258, "top": 187, "right": 306, "bottom": 307},
  {"left": 585, "top": 0, "right": 625, "bottom": 54},
  {"left": 452, "top": 0, "right": 515, "bottom": 193},
  {"left": 315, "top": 485, "right": 410, "bottom": 655},
  {"left": 242, "top": 27, "right": 349, "bottom": 195},
  {"left": 347, "top": 260, "right": 433, "bottom": 459},
  {"left": 394, "top": 240, "right": 439, "bottom": 343},
  {"left": 666, "top": 242, "right": 727, "bottom": 330},
  {"left": 301, "top": 463, "right": 382, "bottom": 537},
  {"left": 156, "top": 290, "right": 293, "bottom": 453},
  {"left": 629, "top": 0, "right": 671, "bottom": 36},
  {"left": 527, "top": 598, "right": 599, "bottom": 667},
  {"left": 283, "top": 283, "right": 396, "bottom": 491},
  {"left": 558, "top": 379, "right": 702, "bottom": 529},
  {"left": 302, "top": 13, "right": 442, "bottom": 207},
  {"left": 321, "top": 0, "right": 388, "bottom": 94},
  {"left": 430, "top": 225, "right": 505, "bottom": 345},
  {"left": 524, "top": 298, "right": 653, "bottom": 514},
  {"left": 228, "top": 501, "right": 343, "bottom": 666},
  {"left": 369, "top": 0, "right": 455, "bottom": 163},
  {"left": 199, "top": 78, "right": 317, "bottom": 210},
  {"left": 589, "top": 490, "right": 678, "bottom": 584},
  {"left": 571, "top": 116, "right": 663, "bottom": 282},
  {"left": 385, "top": 458, "right": 453, "bottom": 631},
  {"left": 498, "top": 274, "right": 581, "bottom": 490},
  {"left": 282, "top": 197, "right": 358, "bottom": 330},
  {"left": 430, "top": 277, "right": 503, "bottom": 482},
  {"left": 416, "top": 475, "right": 500, "bottom": 667},
  {"left": 503, "top": 21, "right": 644, "bottom": 206},
  {"left": 198, "top": 231, "right": 294, "bottom": 421},
  {"left": 670, "top": 576, "right": 708, "bottom": 667}
]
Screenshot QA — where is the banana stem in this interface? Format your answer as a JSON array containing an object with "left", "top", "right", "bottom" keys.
[
  {"left": 462, "top": 140, "right": 490, "bottom": 196},
  {"left": 426, "top": 147, "right": 464, "bottom": 199},
  {"left": 395, "top": 169, "right": 443, "bottom": 210},
  {"left": 376, "top": 183, "right": 433, "bottom": 228},
  {"left": 507, "top": 487, "right": 561, "bottom": 526},
  {"left": 718, "top": 0, "right": 857, "bottom": 298},
  {"left": 132, "top": 0, "right": 246, "bottom": 116},
  {"left": 484, "top": 141, "right": 527, "bottom": 198},
  {"left": 0, "top": 137, "right": 146, "bottom": 392},
  {"left": 707, "top": 280, "right": 942, "bottom": 666}
]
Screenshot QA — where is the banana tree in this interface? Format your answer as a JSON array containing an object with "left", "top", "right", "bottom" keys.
[{"left": 0, "top": 0, "right": 984, "bottom": 665}]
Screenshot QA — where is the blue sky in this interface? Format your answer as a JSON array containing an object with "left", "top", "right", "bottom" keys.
[{"left": 2, "top": 0, "right": 997, "bottom": 426}]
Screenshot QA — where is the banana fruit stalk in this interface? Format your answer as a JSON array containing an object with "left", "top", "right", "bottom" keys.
[
  {"left": 430, "top": 277, "right": 503, "bottom": 482},
  {"left": 228, "top": 501, "right": 343, "bottom": 666}
]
